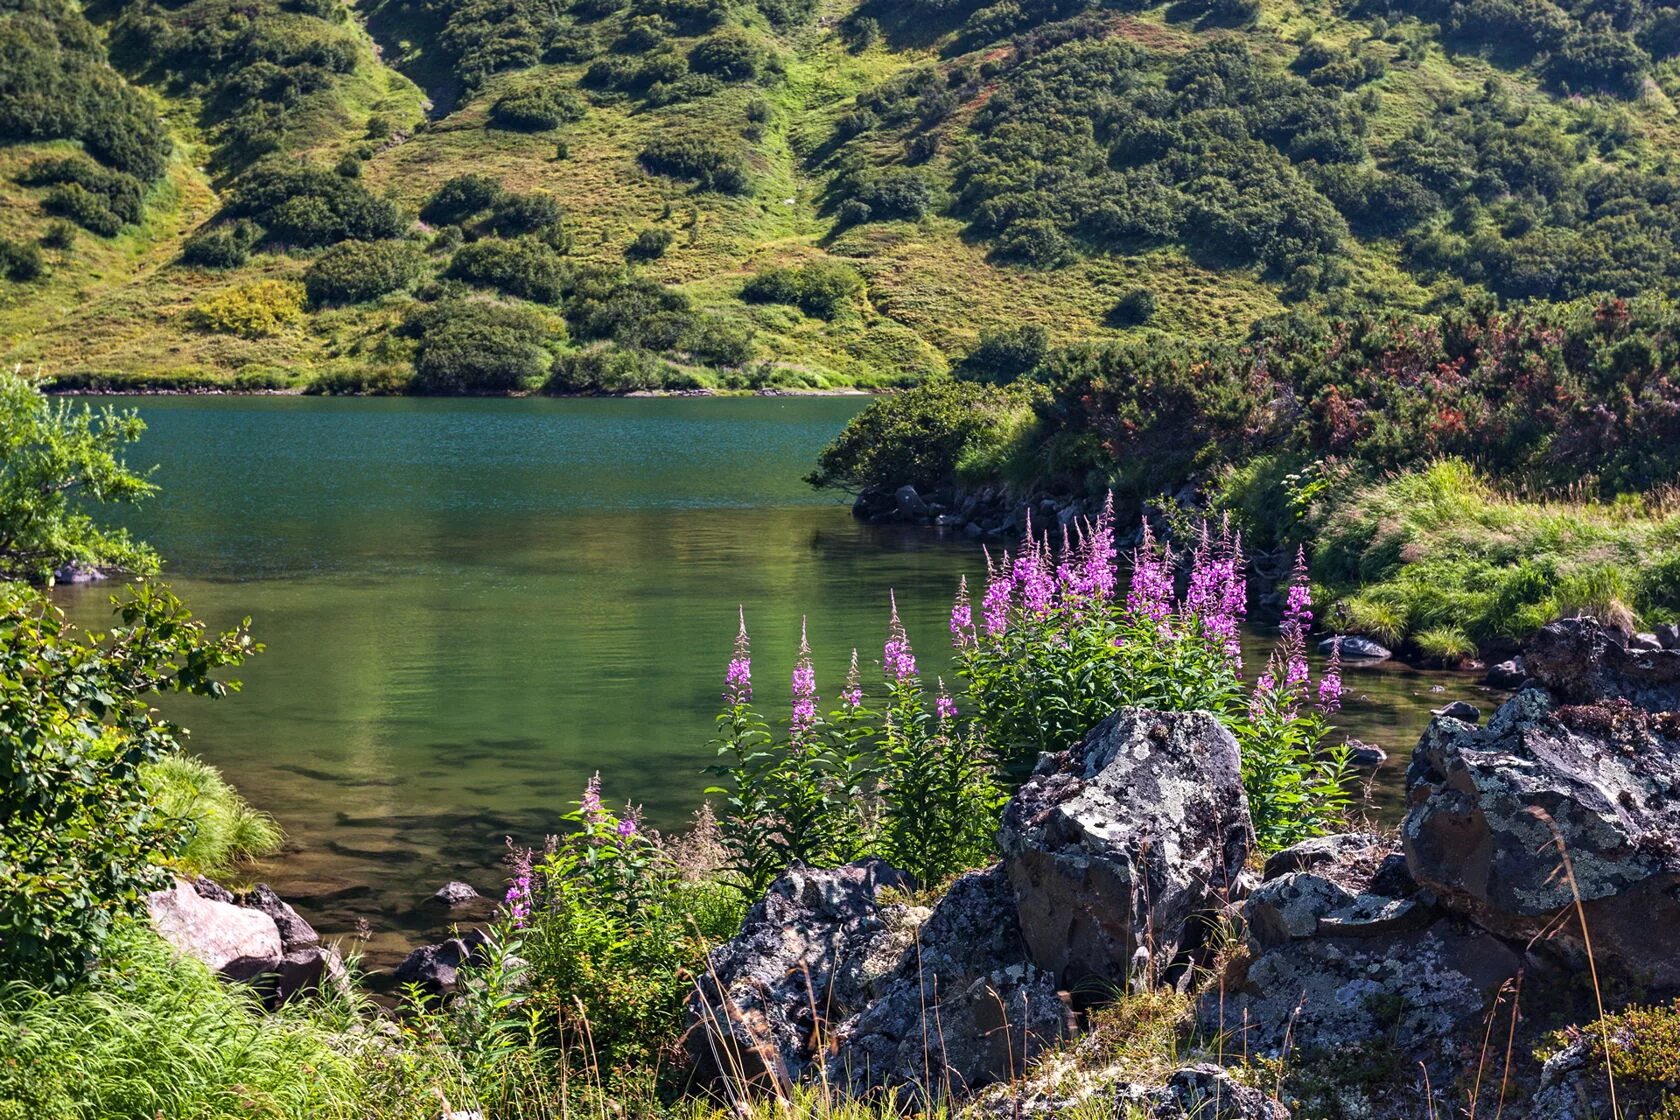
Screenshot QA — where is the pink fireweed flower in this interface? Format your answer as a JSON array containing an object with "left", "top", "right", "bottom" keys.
[
  {"left": 581, "top": 772, "right": 604, "bottom": 823},
  {"left": 1249, "top": 668, "right": 1276, "bottom": 721},
  {"left": 791, "top": 618, "right": 818, "bottom": 735},
  {"left": 1126, "top": 520, "right": 1175, "bottom": 624},
  {"left": 616, "top": 817, "right": 638, "bottom": 838},
  {"left": 884, "top": 592, "right": 918, "bottom": 682},
  {"left": 1317, "top": 641, "right": 1344, "bottom": 713},
  {"left": 1282, "top": 546, "right": 1313, "bottom": 638},
  {"left": 725, "top": 606, "right": 752, "bottom": 703},
  {"left": 982, "top": 547, "right": 1013, "bottom": 638},
  {"left": 1014, "top": 521, "right": 1056, "bottom": 616},
  {"left": 1079, "top": 493, "right": 1118, "bottom": 601},
  {"left": 949, "top": 575, "right": 975, "bottom": 648},
  {"left": 841, "top": 648, "right": 864, "bottom": 708},
  {"left": 936, "top": 679, "right": 958, "bottom": 721},
  {"left": 502, "top": 840, "right": 533, "bottom": 928}
]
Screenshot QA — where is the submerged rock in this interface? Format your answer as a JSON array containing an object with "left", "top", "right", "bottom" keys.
[
  {"left": 1318, "top": 635, "right": 1391, "bottom": 661},
  {"left": 686, "top": 860, "right": 918, "bottom": 1088},
  {"left": 431, "top": 881, "right": 483, "bottom": 908},
  {"left": 1485, "top": 658, "right": 1527, "bottom": 689},
  {"left": 1000, "top": 708, "right": 1252, "bottom": 991},
  {"left": 390, "top": 930, "right": 490, "bottom": 997},
  {"left": 827, "top": 866, "right": 1072, "bottom": 1100}
]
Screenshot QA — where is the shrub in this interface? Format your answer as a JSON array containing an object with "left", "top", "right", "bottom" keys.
[
  {"left": 546, "top": 345, "right": 681, "bottom": 392},
  {"left": 740, "top": 259, "right": 862, "bottom": 318},
  {"left": 565, "top": 270, "right": 694, "bottom": 349},
  {"left": 807, "top": 377, "right": 1035, "bottom": 492},
  {"left": 627, "top": 226, "right": 674, "bottom": 259},
  {"left": 446, "top": 237, "right": 569, "bottom": 302},
  {"left": 39, "top": 221, "right": 75, "bottom": 250},
  {"left": 419, "top": 174, "right": 506, "bottom": 226},
  {"left": 957, "top": 324, "right": 1049, "bottom": 383},
  {"left": 0, "top": 584, "right": 254, "bottom": 989},
  {"left": 42, "top": 183, "right": 122, "bottom": 236},
  {"left": 304, "top": 239, "right": 426, "bottom": 305},
  {"left": 489, "top": 84, "right": 587, "bottom": 130},
  {"left": 995, "top": 217, "right": 1072, "bottom": 267},
  {"left": 0, "top": 237, "right": 45, "bottom": 282},
  {"left": 186, "top": 280, "right": 307, "bottom": 337},
  {"left": 688, "top": 31, "right": 760, "bottom": 80},
  {"left": 638, "top": 132, "right": 750, "bottom": 193},
  {"left": 842, "top": 166, "right": 936, "bottom": 220},
  {"left": 406, "top": 299, "right": 553, "bottom": 393},
  {"left": 1113, "top": 287, "right": 1158, "bottom": 325},
  {"left": 228, "top": 164, "right": 404, "bottom": 247},
  {"left": 487, "top": 191, "right": 565, "bottom": 235},
  {"left": 181, "top": 221, "right": 260, "bottom": 268},
  {"left": 19, "top": 157, "right": 144, "bottom": 225},
  {"left": 683, "top": 314, "right": 754, "bottom": 366}
]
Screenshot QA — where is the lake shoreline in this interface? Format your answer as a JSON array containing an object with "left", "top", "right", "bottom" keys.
[{"left": 46, "top": 385, "right": 880, "bottom": 398}]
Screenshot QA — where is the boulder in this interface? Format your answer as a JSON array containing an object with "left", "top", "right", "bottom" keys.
[
  {"left": 894, "top": 485, "right": 928, "bottom": 519},
  {"left": 1205, "top": 834, "right": 1521, "bottom": 1060},
  {"left": 1630, "top": 632, "right": 1663, "bottom": 652},
  {"left": 391, "top": 929, "right": 490, "bottom": 997},
  {"left": 147, "top": 877, "right": 284, "bottom": 983},
  {"left": 1522, "top": 616, "right": 1680, "bottom": 710},
  {"left": 431, "top": 881, "right": 483, "bottom": 908},
  {"left": 1657, "top": 621, "right": 1680, "bottom": 651},
  {"left": 827, "top": 866, "right": 1072, "bottom": 1100},
  {"left": 1125, "top": 1064, "right": 1291, "bottom": 1119},
  {"left": 1430, "top": 699, "right": 1480, "bottom": 722},
  {"left": 851, "top": 488, "right": 897, "bottom": 523},
  {"left": 687, "top": 860, "right": 918, "bottom": 1089},
  {"left": 1318, "top": 635, "right": 1391, "bottom": 661},
  {"left": 1000, "top": 708, "right": 1253, "bottom": 992},
  {"left": 1404, "top": 685, "right": 1680, "bottom": 987},
  {"left": 1344, "top": 739, "right": 1387, "bottom": 767},
  {"left": 239, "top": 884, "right": 319, "bottom": 949},
  {"left": 267, "top": 944, "right": 351, "bottom": 1007},
  {"left": 52, "top": 561, "right": 106, "bottom": 584},
  {"left": 1485, "top": 658, "right": 1527, "bottom": 689}
]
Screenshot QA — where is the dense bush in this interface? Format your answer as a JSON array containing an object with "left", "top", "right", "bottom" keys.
[
  {"left": 957, "top": 324, "right": 1049, "bottom": 383},
  {"left": 545, "top": 344, "right": 682, "bottom": 392},
  {"left": 0, "top": 0, "right": 172, "bottom": 181},
  {"left": 420, "top": 174, "right": 506, "bottom": 226},
  {"left": 180, "top": 221, "right": 260, "bottom": 268},
  {"left": 739, "top": 259, "right": 862, "bottom": 318},
  {"left": 405, "top": 299, "right": 553, "bottom": 393},
  {"left": 19, "top": 157, "right": 144, "bottom": 235},
  {"left": 626, "top": 226, "right": 674, "bottom": 259},
  {"left": 487, "top": 191, "right": 565, "bottom": 236},
  {"left": 227, "top": 164, "right": 404, "bottom": 247},
  {"left": 1112, "top": 287, "right": 1157, "bottom": 326},
  {"left": 446, "top": 237, "right": 569, "bottom": 303},
  {"left": 688, "top": 31, "right": 759, "bottom": 80},
  {"left": 0, "top": 583, "right": 253, "bottom": 988},
  {"left": 489, "top": 83, "right": 587, "bottom": 130},
  {"left": 565, "top": 269, "right": 695, "bottom": 348},
  {"left": 807, "top": 377, "right": 1036, "bottom": 492},
  {"left": 638, "top": 132, "right": 750, "bottom": 193},
  {"left": 0, "top": 237, "right": 45, "bottom": 282},
  {"left": 42, "top": 183, "right": 122, "bottom": 236},
  {"left": 303, "top": 239, "right": 426, "bottom": 305},
  {"left": 839, "top": 166, "right": 936, "bottom": 221},
  {"left": 186, "top": 280, "right": 307, "bottom": 337}
]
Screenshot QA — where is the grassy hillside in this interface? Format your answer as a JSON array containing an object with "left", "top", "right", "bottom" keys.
[{"left": 4, "top": 0, "right": 1680, "bottom": 390}]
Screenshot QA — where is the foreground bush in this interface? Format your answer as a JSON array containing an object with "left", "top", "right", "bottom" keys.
[
  {"left": 0, "top": 924, "right": 470, "bottom": 1120},
  {"left": 405, "top": 299, "right": 553, "bottom": 393}
]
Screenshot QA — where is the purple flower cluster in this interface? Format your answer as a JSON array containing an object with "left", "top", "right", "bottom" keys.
[
  {"left": 1126, "top": 522, "right": 1175, "bottom": 624},
  {"left": 581, "top": 771, "right": 603, "bottom": 823},
  {"left": 1317, "top": 641, "right": 1343, "bottom": 713},
  {"left": 949, "top": 575, "right": 975, "bottom": 649},
  {"left": 884, "top": 592, "right": 918, "bottom": 682},
  {"left": 1184, "top": 519, "right": 1247, "bottom": 667},
  {"left": 981, "top": 548, "right": 1012, "bottom": 637},
  {"left": 935, "top": 680, "right": 958, "bottom": 721},
  {"left": 502, "top": 841, "right": 533, "bottom": 928},
  {"left": 791, "top": 618, "right": 817, "bottom": 735},
  {"left": 725, "top": 606, "right": 752, "bottom": 703},
  {"left": 1013, "top": 515, "right": 1057, "bottom": 616},
  {"left": 841, "top": 648, "right": 864, "bottom": 709}
]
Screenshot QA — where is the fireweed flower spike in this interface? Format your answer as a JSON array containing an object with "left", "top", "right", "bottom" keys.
[
  {"left": 884, "top": 592, "right": 918, "bottom": 681},
  {"left": 725, "top": 606, "right": 752, "bottom": 703},
  {"left": 936, "top": 678, "right": 958, "bottom": 721},
  {"left": 982, "top": 547, "right": 1013, "bottom": 637},
  {"left": 1014, "top": 520, "right": 1055, "bottom": 616},
  {"left": 791, "top": 618, "right": 817, "bottom": 735},
  {"left": 842, "top": 648, "right": 863, "bottom": 708},
  {"left": 1080, "top": 492, "right": 1118, "bottom": 601},
  {"left": 502, "top": 841, "right": 533, "bottom": 928},
  {"left": 581, "top": 771, "right": 604, "bottom": 823},
  {"left": 1318, "top": 641, "right": 1344, "bottom": 713},
  {"left": 1126, "top": 520, "right": 1174, "bottom": 624},
  {"left": 950, "top": 576, "right": 975, "bottom": 648},
  {"left": 1282, "top": 546, "right": 1313, "bottom": 638}
]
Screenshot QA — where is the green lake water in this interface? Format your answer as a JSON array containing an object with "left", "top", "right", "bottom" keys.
[{"left": 54, "top": 394, "right": 1491, "bottom": 962}]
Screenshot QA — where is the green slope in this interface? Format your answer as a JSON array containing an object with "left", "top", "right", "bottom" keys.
[{"left": 4, "top": 0, "right": 1680, "bottom": 390}]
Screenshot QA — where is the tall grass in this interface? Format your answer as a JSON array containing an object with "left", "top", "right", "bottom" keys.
[
  {"left": 1314, "top": 459, "right": 1680, "bottom": 649},
  {"left": 141, "top": 754, "right": 284, "bottom": 879},
  {"left": 0, "top": 924, "right": 472, "bottom": 1120}
]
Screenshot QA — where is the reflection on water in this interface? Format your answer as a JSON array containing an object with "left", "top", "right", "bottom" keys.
[{"left": 56, "top": 395, "right": 1491, "bottom": 963}]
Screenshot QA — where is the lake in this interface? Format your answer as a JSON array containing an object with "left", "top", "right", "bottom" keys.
[{"left": 55, "top": 394, "right": 1489, "bottom": 963}]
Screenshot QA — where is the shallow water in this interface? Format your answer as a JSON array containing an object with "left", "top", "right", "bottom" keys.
[{"left": 55, "top": 395, "right": 1493, "bottom": 962}]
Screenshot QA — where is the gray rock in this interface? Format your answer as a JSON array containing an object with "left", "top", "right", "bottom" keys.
[
  {"left": 1204, "top": 837, "right": 1520, "bottom": 1060},
  {"left": 1404, "top": 684, "right": 1680, "bottom": 987},
  {"left": 1143, "top": 1064, "right": 1291, "bottom": 1119},
  {"left": 147, "top": 877, "right": 284, "bottom": 983},
  {"left": 52, "top": 561, "right": 106, "bottom": 584},
  {"left": 894, "top": 485, "right": 928, "bottom": 519},
  {"left": 1344, "top": 739, "right": 1387, "bottom": 766},
  {"left": 239, "top": 884, "right": 319, "bottom": 950},
  {"left": 1000, "top": 708, "right": 1253, "bottom": 992},
  {"left": 192, "top": 876, "right": 235, "bottom": 903},
  {"left": 391, "top": 929, "right": 489, "bottom": 996},
  {"left": 687, "top": 860, "right": 918, "bottom": 1089},
  {"left": 266, "top": 944, "right": 350, "bottom": 1007},
  {"left": 1630, "top": 632, "right": 1663, "bottom": 652},
  {"left": 432, "top": 881, "right": 482, "bottom": 908},
  {"left": 1318, "top": 635, "right": 1391, "bottom": 661},
  {"left": 1430, "top": 699, "right": 1480, "bottom": 722},
  {"left": 1522, "top": 615, "right": 1680, "bottom": 710},
  {"left": 1261, "top": 832, "right": 1390, "bottom": 881},
  {"left": 1526, "top": 1037, "right": 1604, "bottom": 1120},
  {"left": 1485, "top": 658, "right": 1527, "bottom": 689},
  {"left": 1657, "top": 621, "right": 1680, "bottom": 650},
  {"left": 827, "top": 866, "right": 1072, "bottom": 1101},
  {"left": 964, "top": 521, "right": 983, "bottom": 538}
]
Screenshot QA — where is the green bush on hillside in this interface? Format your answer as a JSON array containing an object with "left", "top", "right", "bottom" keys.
[
  {"left": 446, "top": 237, "right": 570, "bottom": 303},
  {"left": 186, "top": 280, "right": 307, "bottom": 337},
  {"left": 688, "top": 31, "right": 760, "bottom": 80},
  {"left": 42, "top": 183, "right": 123, "bottom": 236},
  {"left": 638, "top": 132, "right": 750, "bottom": 193},
  {"left": 956, "top": 324, "right": 1049, "bottom": 383},
  {"left": 19, "top": 157, "right": 145, "bottom": 234},
  {"left": 227, "top": 164, "right": 404, "bottom": 248},
  {"left": 489, "top": 83, "right": 587, "bottom": 130},
  {"left": 627, "top": 227, "right": 674, "bottom": 260},
  {"left": 420, "top": 174, "right": 506, "bottom": 226},
  {"left": 487, "top": 191, "right": 565, "bottom": 236},
  {"left": 0, "top": 237, "right": 44, "bottom": 282},
  {"left": 304, "top": 239, "right": 426, "bottom": 305},
  {"left": 181, "top": 221, "right": 261, "bottom": 268},
  {"left": 546, "top": 345, "right": 687, "bottom": 392},
  {"left": 405, "top": 299, "right": 554, "bottom": 393},
  {"left": 566, "top": 269, "right": 695, "bottom": 349},
  {"left": 740, "top": 259, "right": 863, "bottom": 318}
]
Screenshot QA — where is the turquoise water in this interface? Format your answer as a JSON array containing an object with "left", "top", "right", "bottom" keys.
[{"left": 54, "top": 394, "right": 1481, "bottom": 960}]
